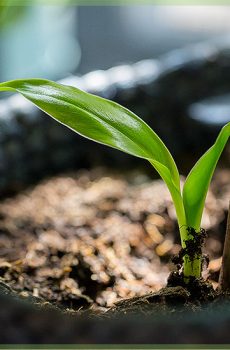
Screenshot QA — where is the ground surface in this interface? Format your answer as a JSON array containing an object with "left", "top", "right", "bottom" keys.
[{"left": 0, "top": 167, "right": 229, "bottom": 312}]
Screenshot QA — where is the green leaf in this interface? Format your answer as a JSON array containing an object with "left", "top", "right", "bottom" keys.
[
  {"left": 0, "top": 79, "right": 185, "bottom": 227},
  {"left": 183, "top": 122, "right": 230, "bottom": 230}
]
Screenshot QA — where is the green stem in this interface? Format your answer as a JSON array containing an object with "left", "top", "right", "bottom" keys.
[
  {"left": 171, "top": 190, "right": 202, "bottom": 281},
  {"left": 183, "top": 254, "right": 201, "bottom": 280},
  {"left": 180, "top": 225, "right": 202, "bottom": 281},
  {"left": 156, "top": 172, "right": 202, "bottom": 282}
]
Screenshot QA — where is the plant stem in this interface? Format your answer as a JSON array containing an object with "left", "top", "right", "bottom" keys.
[
  {"left": 170, "top": 184, "right": 202, "bottom": 281},
  {"left": 219, "top": 202, "right": 230, "bottom": 292},
  {"left": 180, "top": 225, "right": 202, "bottom": 281},
  {"left": 183, "top": 255, "right": 201, "bottom": 280}
]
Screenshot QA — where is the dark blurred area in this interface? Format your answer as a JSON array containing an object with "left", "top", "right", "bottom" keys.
[
  {"left": 0, "top": 4, "right": 229, "bottom": 195},
  {"left": 1, "top": 284, "right": 230, "bottom": 344}
]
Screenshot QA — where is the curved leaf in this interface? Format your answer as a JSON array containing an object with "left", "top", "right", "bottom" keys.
[
  {"left": 0, "top": 80, "right": 176, "bottom": 177},
  {"left": 0, "top": 79, "right": 185, "bottom": 226},
  {"left": 183, "top": 122, "right": 230, "bottom": 230}
]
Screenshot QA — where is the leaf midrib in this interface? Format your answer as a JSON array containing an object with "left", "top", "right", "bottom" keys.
[{"left": 24, "top": 89, "right": 157, "bottom": 162}]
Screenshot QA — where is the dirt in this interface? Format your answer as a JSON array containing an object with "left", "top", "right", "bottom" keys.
[
  {"left": 181, "top": 227, "right": 207, "bottom": 261},
  {"left": 0, "top": 167, "right": 229, "bottom": 316}
]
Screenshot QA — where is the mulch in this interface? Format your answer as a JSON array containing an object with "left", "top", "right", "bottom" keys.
[{"left": 0, "top": 167, "right": 229, "bottom": 312}]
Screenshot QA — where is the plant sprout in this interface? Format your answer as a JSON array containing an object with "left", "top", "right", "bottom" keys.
[{"left": 0, "top": 79, "right": 229, "bottom": 282}]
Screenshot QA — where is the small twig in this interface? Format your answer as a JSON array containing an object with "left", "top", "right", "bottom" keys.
[{"left": 219, "top": 201, "right": 230, "bottom": 292}]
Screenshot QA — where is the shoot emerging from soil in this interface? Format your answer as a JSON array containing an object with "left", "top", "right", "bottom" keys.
[{"left": 0, "top": 79, "right": 229, "bottom": 282}]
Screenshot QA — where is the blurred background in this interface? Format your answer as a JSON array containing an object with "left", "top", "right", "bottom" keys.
[
  {"left": 1, "top": 5, "right": 230, "bottom": 79},
  {"left": 0, "top": 3, "right": 230, "bottom": 191}
]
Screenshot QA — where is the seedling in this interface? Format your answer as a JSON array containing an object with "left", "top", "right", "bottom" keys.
[{"left": 0, "top": 79, "right": 229, "bottom": 282}]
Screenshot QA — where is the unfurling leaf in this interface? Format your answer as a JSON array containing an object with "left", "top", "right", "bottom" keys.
[{"left": 183, "top": 122, "right": 230, "bottom": 230}]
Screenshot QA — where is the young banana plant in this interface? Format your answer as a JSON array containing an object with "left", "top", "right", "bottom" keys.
[{"left": 0, "top": 79, "right": 229, "bottom": 281}]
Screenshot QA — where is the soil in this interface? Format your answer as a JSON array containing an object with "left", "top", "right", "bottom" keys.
[{"left": 0, "top": 167, "right": 229, "bottom": 317}]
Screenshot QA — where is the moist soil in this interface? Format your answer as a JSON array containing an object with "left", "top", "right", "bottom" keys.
[{"left": 0, "top": 167, "right": 229, "bottom": 317}]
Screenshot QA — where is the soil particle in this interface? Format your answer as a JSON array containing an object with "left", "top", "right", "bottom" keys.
[
  {"left": 107, "top": 286, "right": 191, "bottom": 317},
  {"left": 167, "top": 272, "right": 215, "bottom": 302},
  {"left": 184, "top": 227, "right": 207, "bottom": 260},
  {"left": 0, "top": 167, "right": 229, "bottom": 314}
]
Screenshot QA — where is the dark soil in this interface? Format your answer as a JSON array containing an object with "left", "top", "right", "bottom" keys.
[{"left": 0, "top": 167, "right": 229, "bottom": 316}]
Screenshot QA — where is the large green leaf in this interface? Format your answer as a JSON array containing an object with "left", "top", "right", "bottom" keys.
[
  {"left": 0, "top": 79, "right": 185, "bottom": 227},
  {"left": 183, "top": 122, "right": 230, "bottom": 230}
]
